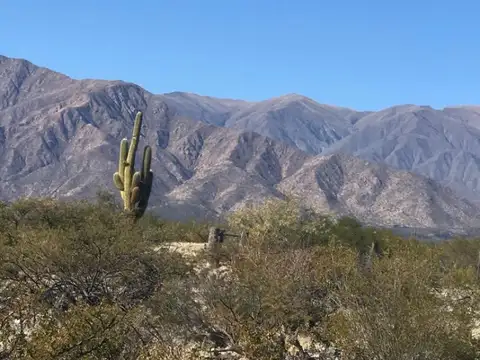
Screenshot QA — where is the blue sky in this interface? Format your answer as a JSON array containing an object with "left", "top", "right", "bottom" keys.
[{"left": 1, "top": 0, "right": 479, "bottom": 110}]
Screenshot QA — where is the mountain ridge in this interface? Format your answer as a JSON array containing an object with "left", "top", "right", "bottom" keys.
[{"left": 1, "top": 54, "right": 480, "bottom": 231}]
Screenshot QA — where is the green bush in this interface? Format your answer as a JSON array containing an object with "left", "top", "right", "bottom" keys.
[
  {"left": 0, "top": 195, "right": 480, "bottom": 359},
  {"left": 0, "top": 196, "right": 191, "bottom": 359}
]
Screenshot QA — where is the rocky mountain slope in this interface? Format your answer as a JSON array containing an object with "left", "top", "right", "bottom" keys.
[
  {"left": 165, "top": 93, "right": 480, "bottom": 203},
  {"left": 322, "top": 105, "right": 480, "bottom": 202},
  {"left": 1, "top": 54, "right": 480, "bottom": 230},
  {"left": 156, "top": 94, "right": 480, "bottom": 204},
  {"left": 161, "top": 91, "right": 370, "bottom": 154}
]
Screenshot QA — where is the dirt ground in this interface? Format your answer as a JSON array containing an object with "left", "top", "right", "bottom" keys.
[{"left": 154, "top": 242, "right": 206, "bottom": 258}]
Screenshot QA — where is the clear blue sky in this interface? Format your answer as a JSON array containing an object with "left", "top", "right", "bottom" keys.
[{"left": 1, "top": 0, "right": 479, "bottom": 110}]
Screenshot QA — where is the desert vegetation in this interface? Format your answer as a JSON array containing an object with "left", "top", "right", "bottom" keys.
[{"left": 0, "top": 193, "right": 479, "bottom": 359}]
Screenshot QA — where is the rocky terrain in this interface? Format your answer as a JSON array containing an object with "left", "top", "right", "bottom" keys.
[{"left": 1, "top": 54, "right": 480, "bottom": 231}]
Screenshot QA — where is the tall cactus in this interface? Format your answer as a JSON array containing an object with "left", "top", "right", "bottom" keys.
[{"left": 113, "top": 111, "right": 153, "bottom": 219}]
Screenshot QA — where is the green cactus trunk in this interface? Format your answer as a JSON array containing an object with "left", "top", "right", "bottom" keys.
[{"left": 113, "top": 111, "right": 153, "bottom": 220}]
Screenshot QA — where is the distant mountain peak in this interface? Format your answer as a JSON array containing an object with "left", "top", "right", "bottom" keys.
[
  {"left": 274, "top": 93, "right": 312, "bottom": 101},
  {"left": 268, "top": 93, "right": 324, "bottom": 107},
  {"left": 164, "top": 91, "right": 250, "bottom": 104}
]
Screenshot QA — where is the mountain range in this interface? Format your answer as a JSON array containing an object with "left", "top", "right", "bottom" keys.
[{"left": 1, "top": 54, "right": 480, "bottom": 232}]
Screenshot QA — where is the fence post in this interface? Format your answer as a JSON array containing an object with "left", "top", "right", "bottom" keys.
[
  {"left": 207, "top": 227, "right": 218, "bottom": 252},
  {"left": 207, "top": 227, "right": 225, "bottom": 267}
]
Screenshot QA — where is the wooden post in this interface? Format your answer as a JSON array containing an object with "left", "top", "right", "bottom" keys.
[
  {"left": 207, "top": 227, "right": 225, "bottom": 267},
  {"left": 207, "top": 226, "right": 218, "bottom": 252}
]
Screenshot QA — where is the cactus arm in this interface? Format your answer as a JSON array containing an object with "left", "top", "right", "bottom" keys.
[
  {"left": 145, "top": 170, "right": 153, "bottom": 200},
  {"left": 139, "top": 170, "right": 153, "bottom": 207},
  {"left": 132, "top": 111, "right": 142, "bottom": 140},
  {"left": 118, "top": 139, "right": 128, "bottom": 178},
  {"left": 141, "top": 146, "right": 152, "bottom": 180},
  {"left": 131, "top": 186, "right": 141, "bottom": 205},
  {"left": 113, "top": 172, "right": 124, "bottom": 191},
  {"left": 135, "top": 146, "right": 153, "bottom": 216},
  {"left": 137, "top": 170, "right": 153, "bottom": 217},
  {"left": 132, "top": 171, "right": 141, "bottom": 188},
  {"left": 117, "top": 139, "right": 128, "bottom": 200}
]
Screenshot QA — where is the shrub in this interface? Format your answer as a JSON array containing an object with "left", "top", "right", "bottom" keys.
[
  {"left": 1, "top": 195, "right": 480, "bottom": 359},
  {"left": 329, "top": 240, "right": 480, "bottom": 360},
  {"left": 227, "top": 197, "right": 334, "bottom": 251},
  {"left": 0, "top": 197, "right": 191, "bottom": 359}
]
